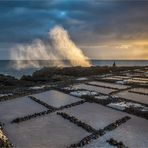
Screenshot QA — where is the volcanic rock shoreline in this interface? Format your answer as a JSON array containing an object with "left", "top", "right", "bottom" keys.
[
  {"left": 1, "top": 66, "right": 147, "bottom": 87},
  {"left": 0, "top": 66, "right": 147, "bottom": 97}
]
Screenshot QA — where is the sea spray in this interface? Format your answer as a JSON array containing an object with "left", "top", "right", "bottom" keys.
[
  {"left": 50, "top": 26, "right": 91, "bottom": 67},
  {"left": 11, "top": 39, "right": 64, "bottom": 69},
  {"left": 11, "top": 25, "right": 91, "bottom": 69}
]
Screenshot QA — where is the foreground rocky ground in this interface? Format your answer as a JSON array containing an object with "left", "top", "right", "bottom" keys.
[{"left": 0, "top": 66, "right": 148, "bottom": 147}]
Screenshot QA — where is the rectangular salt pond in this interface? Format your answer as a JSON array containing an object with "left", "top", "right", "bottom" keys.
[
  {"left": 32, "top": 90, "right": 82, "bottom": 108},
  {"left": 72, "top": 84, "right": 115, "bottom": 94},
  {"left": 113, "top": 91, "right": 148, "bottom": 104},
  {"left": 109, "top": 117, "right": 148, "bottom": 148},
  {"left": 102, "top": 75, "right": 131, "bottom": 81},
  {"left": 4, "top": 113, "right": 89, "bottom": 148},
  {"left": 130, "top": 88, "right": 148, "bottom": 94},
  {"left": 84, "top": 117, "right": 148, "bottom": 148},
  {"left": 88, "top": 81, "right": 129, "bottom": 89},
  {"left": 124, "top": 79, "right": 148, "bottom": 84},
  {"left": 62, "top": 103, "right": 129, "bottom": 130},
  {"left": 133, "top": 77, "right": 148, "bottom": 82},
  {"left": 102, "top": 77, "right": 122, "bottom": 81},
  {"left": 0, "top": 97, "right": 47, "bottom": 124},
  {"left": 113, "top": 76, "right": 131, "bottom": 79}
]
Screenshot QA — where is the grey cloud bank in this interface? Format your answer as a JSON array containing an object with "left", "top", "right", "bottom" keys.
[{"left": 0, "top": 0, "right": 148, "bottom": 59}]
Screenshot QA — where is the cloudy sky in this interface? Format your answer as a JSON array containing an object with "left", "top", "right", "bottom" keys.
[{"left": 0, "top": 0, "right": 148, "bottom": 60}]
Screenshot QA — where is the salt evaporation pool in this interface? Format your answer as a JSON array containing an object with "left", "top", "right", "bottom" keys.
[
  {"left": 130, "top": 88, "right": 148, "bottom": 94},
  {"left": 109, "top": 116, "right": 148, "bottom": 148},
  {"left": 84, "top": 117, "right": 148, "bottom": 148},
  {"left": 102, "top": 77, "right": 122, "bottom": 81},
  {"left": 113, "top": 76, "right": 131, "bottom": 79},
  {"left": 124, "top": 79, "right": 148, "bottom": 84},
  {"left": 32, "top": 90, "right": 82, "bottom": 108},
  {"left": 4, "top": 113, "right": 89, "bottom": 148},
  {"left": 88, "top": 81, "right": 130, "bottom": 89},
  {"left": 0, "top": 97, "right": 47, "bottom": 124},
  {"left": 72, "top": 84, "right": 116, "bottom": 94},
  {"left": 102, "top": 75, "right": 131, "bottom": 81},
  {"left": 113, "top": 91, "right": 148, "bottom": 104},
  {"left": 62, "top": 103, "right": 129, "bottom": 130},
  {"left": 132, "top": 77, "right": 148, "bottom": 82}
]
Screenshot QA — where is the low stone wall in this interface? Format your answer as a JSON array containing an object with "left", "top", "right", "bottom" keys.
[
  {"left": 11, "top": 100, "right": 86, "bottom": 124},
  {"left": 106, "top": 138, "right": 128, "bottom": 148},
  {"left": 69, "top": 116, "right": 131, "bottom": 147},
  {"left": 29, "top": 96, "right": 56, "bottom": 110},
  {"left": 57, "top": 112, "right": 96, "bottom": 133},
  {"left": 58, "top": 100, "right": 86, "bottom": 110},
  {"left": 11, "top": 110, "right": 53, "bottom": 124}
]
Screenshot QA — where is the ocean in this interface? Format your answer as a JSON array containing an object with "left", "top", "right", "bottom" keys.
[{"left": 0, "top": 60, "right": 147, "bottom": 78}]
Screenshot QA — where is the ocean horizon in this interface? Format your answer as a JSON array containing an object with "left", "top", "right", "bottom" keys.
[{"left": 0, "top": 60, "right": 148, "bottom": 78}]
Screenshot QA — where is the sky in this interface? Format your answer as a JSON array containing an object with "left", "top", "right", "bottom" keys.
[{"left": 0, "top": 0, "right": 148, "bottom": 60}]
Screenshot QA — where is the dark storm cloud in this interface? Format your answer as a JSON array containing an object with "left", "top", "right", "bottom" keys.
[{"left": 0, "top": 0, "right": 148, "bottom": 55}]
